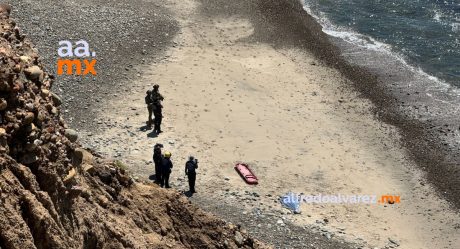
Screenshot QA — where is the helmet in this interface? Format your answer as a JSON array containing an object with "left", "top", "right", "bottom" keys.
[
  {"left": 153, "top": 84, "right": 159, "bottom": 89},
  {"left": 189, "top": 156, "right": 194, "bottom": 161},
  {"left": 164, "top": 151, "right": 171, "bottom": 158},
  {"left": 146, "top": 90, "right": 152, "bottom": 94}
]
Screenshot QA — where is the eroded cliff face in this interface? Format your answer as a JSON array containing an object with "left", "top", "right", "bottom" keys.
[{"left": 0, "top": 6, "right": 267, "bottom": 249}]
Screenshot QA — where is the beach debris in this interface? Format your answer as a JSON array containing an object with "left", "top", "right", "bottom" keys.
[
  {"left": 388, "top": 237, "right": 400, "bottom": 247},
  {"left": 280, "top": 192, "right": 301, "bottom": 214},
  {"left": 234, "top": 163, "right": 258, "bottom": 184}
]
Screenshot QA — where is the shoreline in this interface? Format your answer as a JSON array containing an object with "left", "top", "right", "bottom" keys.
[{"left": 253, "top": 0, "right": 460, "bottom": 210}]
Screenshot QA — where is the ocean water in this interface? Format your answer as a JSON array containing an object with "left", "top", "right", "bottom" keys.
[
  {"left": 302, "top": 0, "right": 460, "bottom": 149},
  {"left": 303, "top": 0, "right": 460, "bottom": 87}
]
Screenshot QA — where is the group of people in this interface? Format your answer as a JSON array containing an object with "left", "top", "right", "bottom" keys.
[
  {"left": 147, "top": 85, "right": 198, "bottom": 194},
  {"left": 145, "top": 84, "right": 164, "bottom": 134},
  {"left": 152, "top": 143, "right": 198, "bottom": 193}
]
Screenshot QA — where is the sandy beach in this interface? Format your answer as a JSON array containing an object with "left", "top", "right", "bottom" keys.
[{"left": 74, "top": 0, "right": 460, "bottom": 248}]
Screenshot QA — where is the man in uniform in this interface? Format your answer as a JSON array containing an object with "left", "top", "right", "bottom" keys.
[
  {"left": 145, "top": 90, "right": 153, "bottom": 128},
  {"left": 185, "top": 156, "right": 198, "bottom": 193},
  {"left": 150, "top": 85, "right": 164, "bottom": 133},
  {"left": 153, "top": 143, "right": 163, "bottom": 184},
  {"left": 152, "top": 99, "right": 163, "bottom": 134},
  {"left": 160, "top": 151, "right": 173, "bottom": 188}
]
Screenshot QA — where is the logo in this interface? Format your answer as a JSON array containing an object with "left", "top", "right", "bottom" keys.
[
  {"left": 378, "top": 195, "right": 401, "bottom": 204},
  {"left": 281, "top": 193, "right": 401, "bottom": 205},
  {"left": 57, "top": 40, "right": 96, "bottom": 75}
]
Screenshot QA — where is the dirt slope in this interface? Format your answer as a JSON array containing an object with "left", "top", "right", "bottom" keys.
[{"left": 0, "top": 6, "right": 267, "bottom": 249}]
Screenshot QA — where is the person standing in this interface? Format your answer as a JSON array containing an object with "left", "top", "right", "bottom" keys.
[
  {"left": 185, "top": 156, "right": 198, "bottom": 193},
  {"left": 145, "top": 90, "right": 153, "bottom": 128},
  {"left": 153, "top": 143, "right": 163, "bottom": 184},
  {"left": 152, "top": 99, "right": 163, "bottom": 134},
  {"left": 150, "top": 84, "right": 164, "bottom": 134},
  {"left": 160, "top": 151, "right": 173, "bottom": 188}
]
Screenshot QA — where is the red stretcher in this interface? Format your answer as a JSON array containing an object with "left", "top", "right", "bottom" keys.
[{"left": 234, "top": 163, "right": 258, "bottom": 185}]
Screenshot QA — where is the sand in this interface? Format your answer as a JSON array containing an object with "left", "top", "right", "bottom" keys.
[{"left": 81, "top": 0, "right": 460, "bottom": 248}]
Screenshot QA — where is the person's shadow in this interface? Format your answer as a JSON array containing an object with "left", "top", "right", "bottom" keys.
[
  {"left": 147, "top": 130, "right": 158, "bottom": 138},
  {"left": 148, "top": 174, "right": 157, "bottom": 182},
  {"left": 139, "top": 125, "right": 151, "bottom": 132},
  {"left": 139, "top": 125, "right": 158, "bottom": 138}
]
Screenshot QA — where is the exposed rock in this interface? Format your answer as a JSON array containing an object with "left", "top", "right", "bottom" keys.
[
  {"left": 0, "top": 3, "right": 11, "bottom": 16},
  {"left": 20, "top": 153, "right": 38, "bottom": 164},
  {"left": 50, "top": 91, "right": 62, "bottom": 106},
  {"left": 64, "top": 128, "right": 78, "bottom": 142},
  {"left": 0, "top": 99, "right": 7, "bottom": 110},
  {"left": 388, "top": 238, "right": 400, "bottom": 247},
  {"left": 24, "top": 65, "right": 44, "bottom": 81},
  {"left": 82, "top": 163, "right": 95, "bottom": 174},
  {"left": 97, "top": 195, "right": 110, "bottom": 208},
  {"left": 24, "top": 112, "right": 34, "bottom": 125},
  {"left": 63, "top": 168, "right": 76, "bottom": 183},
  {"left": 19, "top": 55, "right": 31, "bottom": 63},
  {"left": 235, "top": 231, "right": 244, "bottom": 247},
  {"left": 72, "top": 148, "right": 93, "bottom": 166}
]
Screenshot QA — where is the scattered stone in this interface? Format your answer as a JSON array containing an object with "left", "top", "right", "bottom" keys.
[
  {"left": 65, "top": 129, "right": 78, "bottom": 142},
  {"left": 234, "top": 231, "right": 244, "bottom": 247},
  {"left": 19, "top": 55, "right": 31, "bottom": 63},
  {"left": 72, "top": 148, "right": 93, "bottom": 166},
  {"left": 97, "top": 195, "right": 109, "bottom": 208},
  {"left": 63, "top": 168, "right": 76, "bottom": 183},
  {"left": 20, "top": 153, "right": 38, "bottom": 164},
  {"left": 388, "top": 238, "right": 400, "bottom": 247},
  {"left": 0, "top": 3, "right": 11, "bottom": 16},
  {"left": 24, "top": 66, "right": 44, "bottom": 81},
  {"left": 50, "top": 92, "right": 63, "bottom": 106},
  {"left": 0, "top": 99, "right": 7, "bottom": 110},
  {"left": 24, "top": 112, "right": 35, "bottom": 125},
  {"left": 82, "top": 164, "right": 95, "bottom": 174}
]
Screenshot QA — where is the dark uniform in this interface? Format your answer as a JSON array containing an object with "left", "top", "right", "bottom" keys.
[
  {"left": 160, "top": 156, "right": 173, "bottom": 188},
  {"left": 145, "top": 90, "right": 153, "bottom": 128},
  {"left": 153, "top": 144, "right": 163, "bottom": 183},
  {"left": 151, "top": 85, "right": 164, "bottom": 133},
  {"left": 152, "top": 100, "right": 163, "bottom": 133},
  {"left": 185, "top": 157, "right": 198, "bottom": 193}
]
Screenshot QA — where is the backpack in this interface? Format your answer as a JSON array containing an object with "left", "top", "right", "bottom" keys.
[{"left": 145, "top": 94, "right": 151, "bottom": 105}]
